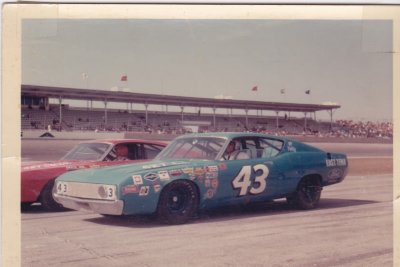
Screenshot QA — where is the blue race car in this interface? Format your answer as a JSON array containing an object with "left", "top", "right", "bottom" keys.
[{"left": 54, "top": 132, "right": 348, "bottom": 224}]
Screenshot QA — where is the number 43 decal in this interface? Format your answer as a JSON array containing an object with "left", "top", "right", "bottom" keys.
[{"left": 232, "top": 164, "right": 269, "bottom": 196}]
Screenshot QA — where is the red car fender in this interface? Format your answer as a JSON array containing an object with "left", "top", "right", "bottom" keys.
[{"left": 21, "top": 166, "right": 68, "bottom": 202}]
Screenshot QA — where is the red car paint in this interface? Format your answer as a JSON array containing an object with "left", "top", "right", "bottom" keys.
[{"left": 21, "top": 139, "right": 166, "bottom": 204}]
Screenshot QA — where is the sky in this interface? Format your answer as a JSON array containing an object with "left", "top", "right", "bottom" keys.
[{"left": 22, "top": 19, "right": 393, "bottom": 122}]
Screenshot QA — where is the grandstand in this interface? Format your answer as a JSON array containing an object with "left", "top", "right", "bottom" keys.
[
  {"left": 22, "top": 105, "right": 334, "bottom": 134},
  {"left": 21, "top": 84, "right": 338, "bottom": 136},
  {"left": 22, "top": 85, "right": 393, "bottom": 141}
]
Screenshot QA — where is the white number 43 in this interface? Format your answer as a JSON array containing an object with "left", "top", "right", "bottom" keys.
[{"left": 232, "top": 164, "right": 269, "bottom": 196}]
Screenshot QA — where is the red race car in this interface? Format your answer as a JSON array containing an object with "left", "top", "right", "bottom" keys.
[{"left": 21, "top": 139, "right": 166, "bottom": 211}]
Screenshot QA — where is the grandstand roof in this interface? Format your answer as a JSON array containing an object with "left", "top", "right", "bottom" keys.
[{"left": 22, "top": 84, "right": 340, "bottom": 113}]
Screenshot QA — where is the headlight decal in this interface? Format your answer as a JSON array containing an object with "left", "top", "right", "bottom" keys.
[{"left": 56, "top": 181, "right": 68, "bottom": 194}]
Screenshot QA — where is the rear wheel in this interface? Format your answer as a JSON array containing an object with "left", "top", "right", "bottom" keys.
[
  {"left": 40, "top": 179, "right": 68, "bottom": 211},
  {"left": 287, "top": 176, "right": 322, "bottom": 210},
  {"left": 157, "top": 180, "right": 199, "bottom": 224}
]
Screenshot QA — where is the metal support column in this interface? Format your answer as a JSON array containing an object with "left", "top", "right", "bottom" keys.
[
  {"left": 180, "top": 106, "right": 184, "bottom": 122},
  {"left": 104, "top": 100, "right": 108, "bottom": 127},
  {"left": 245, "top": 109, "right": 249, "bottom": 129},
  {"left": 213, "top": 107, "right": 217, "bottom": 128},
  {"left": 304, "top": 112, "right": 307, "bottom": 131},
  {"left": 145, "top": 103, "right": 149, "bottom": 125},
  {"left": 59, "top": 96, "right": 62, "bottom": 131},
  {"left": 275, "top": 111, "right": 279, "bottom": 130}
]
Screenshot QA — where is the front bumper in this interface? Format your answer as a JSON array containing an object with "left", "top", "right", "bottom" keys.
[{"left": 54, "top": 194, "right": 124, "bottom": 215}]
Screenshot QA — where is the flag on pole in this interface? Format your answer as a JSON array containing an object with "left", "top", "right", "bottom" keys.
[
  {"left": 305, "top": 90, "right": 311, "bottom": 94},
  {"left": 251, "top": 86, "right": 258, "bottom": 92},
  {"left": 280, "top": 89, "right": 285, "bottom": 94},
  {"left": 121, "top": 75, "right": 128, "bottom": 81},
  {"left": 81, "top": 73, "right": 88, "bottom": 80}
]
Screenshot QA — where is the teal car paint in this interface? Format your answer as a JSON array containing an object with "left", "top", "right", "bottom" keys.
[{"left": 54, "top": 132, "right": 348, "bottom": 224}]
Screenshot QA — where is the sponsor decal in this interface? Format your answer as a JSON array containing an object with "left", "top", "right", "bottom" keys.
[
  {"left": 66, "top": 164, "right": 90, "bottom": 171},
  {"left": 132, "top": 175, "right": 143, "bottom": 185},
  {"left": 169, "top": 169, "right": 183, "bottom": 176},
  {"left": 24, "top": 162, "right": 72, "bottom": 171},
  {"left": 211, "top": 178, "right": 219, "bottom": 189},
  {"left": 205, "top": 189, "right": 215, "bottom": 199},
  {"left": 287, "top": 141, "right": 297, "bottom": 152},
  {"left": 158, "top": 171, "right": 170, "bottom": 181},
  {"left": 170, "top": 161, "right": 186, "bottom": 165},
  {"left": 66, "top": 165, "right": 79, "bottom": 171},
  {"left": 218, "top": 163, "right": 227, "bottom": 170},
  {"left": 328, "top": 168, "right": 343, "bottom": 180},
  {"left": 139, "top": 186, "right": 150, "bottom": 196},
  {"left": 182, "top": 167, "right": 194, "bottom": 175},
  {"left": 206, "top": 165, "right": 218, "bottom": 172},
  {"left": 153, "top": 184, "right": 161, "bottom": 193},
  {"left": 205, "top": 172, "right": 218, "bottom": 179},
  {"left": 78, "top": 165, "right": 88, "bottom": 169},
  {"left": 326, "top": 158, "right": 347, "bottom": 167},
  {"left": 144, "top": 173, "right": 158, "bottom": 182},
  {"left": 142, "top": 163, "right": 167, "bottom": 169},
  {"left": 194, "top": 167, "right": 205, "bottom": 176},
  {"left": 205, "top": 179, "right": 211, "bottom": 188},
  {"left": 122, "top": 185, "right": 139, "bottom": 194}
]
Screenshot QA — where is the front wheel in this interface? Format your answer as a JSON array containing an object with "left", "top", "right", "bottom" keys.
[
  {"left": 40, "top": 179, "right": 68, "bottom": 211},
  {"left": 157, "top": 180, "right": 199, "bottom": 225},
  {"left": 287, "top": 177, "right": 322, "bottom": 210}
]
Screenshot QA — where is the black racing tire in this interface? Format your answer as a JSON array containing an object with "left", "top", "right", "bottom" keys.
[
  {"left": 21, "top": 202, "right": 33, "bottom": 210},
  {"left": 40, "top": 179, "right": 68, "bottom": 211},
  {"left": 287, "top": 176, "right": 322, "bottom": 210},
  {"left": 157, "top": 180, "right": 199, "bottom": 225}
]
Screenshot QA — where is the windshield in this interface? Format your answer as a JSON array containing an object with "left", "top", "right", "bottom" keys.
[
  {"left": 62, "top": 143, "right": 111, "bottom": 161},
  {"left": 156, "top": 137, "right": 227, "bottom": 160}
]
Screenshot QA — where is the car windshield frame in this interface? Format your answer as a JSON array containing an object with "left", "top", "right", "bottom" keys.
[
  {"left": 61, "top": 142, "right": 112, "bottom": 161},
  {"left": 155, "top": 136, "right": 228, "bottom": 160}
]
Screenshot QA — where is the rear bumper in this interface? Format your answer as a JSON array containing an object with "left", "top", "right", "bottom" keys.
[{"left": 54, "top": 194, "right": 124, "bottom": 215}]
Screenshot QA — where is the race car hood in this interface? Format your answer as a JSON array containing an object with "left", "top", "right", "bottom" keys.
[{"left": 55, "top": 159, "right": 192, "bottom": 184}]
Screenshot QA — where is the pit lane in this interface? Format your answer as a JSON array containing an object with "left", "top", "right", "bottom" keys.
[{"left": 21, "top": 140, "right": 393, "bottom": 266}]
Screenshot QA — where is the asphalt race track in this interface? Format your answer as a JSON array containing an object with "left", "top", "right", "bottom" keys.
[{"left": 21, "top": 140, "right": 393, "bottom": 267}]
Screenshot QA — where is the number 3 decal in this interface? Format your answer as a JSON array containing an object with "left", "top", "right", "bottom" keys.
[{"left": 232, "top": 164, "right": 269, "bottom": 196}]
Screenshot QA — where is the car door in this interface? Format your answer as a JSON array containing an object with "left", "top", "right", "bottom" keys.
[
  {"left": 215, "top": 136, "right": 290, "bottom": 206},
  {"left": 214, "top": 137, "right": 272, "bottom": 206}
]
